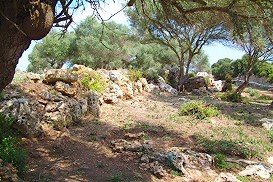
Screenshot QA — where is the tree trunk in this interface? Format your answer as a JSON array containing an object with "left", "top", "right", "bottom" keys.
[
  {"left": 234, "top": 68, "right": 252, "bottom": 95},
  {"left": 0, "top": 4, "right": 31, "bottom": 92},
  {"left": 177, "top": 56, "right": 189, "bottom": 91},
  {"left": 0, "top": 1, "right": 57, "bottom": 92}
]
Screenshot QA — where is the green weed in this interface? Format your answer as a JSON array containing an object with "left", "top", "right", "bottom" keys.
[
  {"left": 222, "top": 92, "right": 243, "bottom": 103},
  {"left": 128, "top": 69, "right": 143, "bottom": 82},
  {"left": 171, "top": 171, "right": 183, "bottom": 177},
  {"left": 213, "top": 153, "right": 229, "bottom": 169},
  {"left": 245, "top": 88, "right": 259, "bottom": 97},
  {"left": 122, "top": 123, "right": 134, "bottom": 131},
  {"left": 110, "top": 174, "right": 122, "bottom": 182},
  {"left": 179, "top": 100, "right": 220, "bottom": 119},
  {"left": 81, "top": 71, "right": 107, "bottom": 94},
  {"left": 0, "top": 113, "right": 27, "bottom": 174}
]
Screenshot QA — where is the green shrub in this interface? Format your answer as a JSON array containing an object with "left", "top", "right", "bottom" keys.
[
  {"left": 179, "top": 100, "right": 220, "bottom": 119},
  {"left": 0, "top": 136, "right": 27, "bottom": 174},
  {"left": 128, "top": 69, "right": 143, "bottom": 82},
  {"left": 214, "top": 153, "right": 229, "bottom": 169},
  {"left": 110, "top": 174, "right": 122, "bottom": 182},
  {"left": 245, "top": 88, "right": 259, "bottom": 97},
  {"left": 0, "top": 113, "right": 15, "bottom": 139},
  {"left": 0, "top": 113, "right": 27, "bottom": 174},
  {"left": 188, "top": 72, "right": 196, "bottom": 78},
  {"left": 224, "top": 92, "right": 243, "bottom": 103},
  {"left": 81, "top": 71, "right": 107, "bottom": 94}
]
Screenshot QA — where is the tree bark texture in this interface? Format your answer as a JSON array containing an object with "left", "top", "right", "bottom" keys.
[{"left": 0, "top": 0, "right": 57, "bottom": 92}]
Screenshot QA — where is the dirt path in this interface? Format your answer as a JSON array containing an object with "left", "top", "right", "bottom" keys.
[
  {"left": 23, "top": 93, "right": 187, "bottom": 182},
  {"left": 22, "top": 91, "right": 273, "bottom": 181}
]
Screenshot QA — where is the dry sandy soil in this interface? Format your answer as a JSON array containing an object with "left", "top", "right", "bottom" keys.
[{"left": 21, "top": 90, "right": 273, "bottom": 182}]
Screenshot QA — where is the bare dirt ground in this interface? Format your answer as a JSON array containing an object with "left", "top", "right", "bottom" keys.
[{"left": 22, "top": 90, "right": 273, "bottom": 182}]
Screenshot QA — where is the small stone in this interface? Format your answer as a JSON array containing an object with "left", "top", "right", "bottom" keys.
[
  {"left": 150, "top": 161, "right": 166, "bottom": 178},
  {"left": 140, "top": 154, "right": 150, "bottom": 163},
  {"left": 124, "top": 133, "right": 144, "bottom": 140},
  {"left": 125, "top": 141, "right": 143, "bottom": 152},
  {"left": 139, "top": 163, "right": 150, "bottom": 171}
]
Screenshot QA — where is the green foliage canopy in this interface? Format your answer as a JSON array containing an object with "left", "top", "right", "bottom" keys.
[{"left": 27, "top": 30, "right": 73, "bottom": 73}]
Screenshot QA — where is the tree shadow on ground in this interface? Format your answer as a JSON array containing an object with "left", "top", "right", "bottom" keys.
[
  {"left": 212, "top": 100, "right": 273, "bottom": 127},
  {"left": 1, "top": 84, "right": 153, "bottom": 181}
]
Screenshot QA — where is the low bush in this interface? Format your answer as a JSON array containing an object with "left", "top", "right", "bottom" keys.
[
  {"left": 213, "top": 153, "right": 229, "bottom": 169},
  {"left": 0, "top": 113, "right": 27, "bottom": 174},
  {"left": 188, "top": 72, "right": 196, "bottom": 78},
  {"left": 128, "top": 69, "right": 143, "bottom": 82},
  {"left": 0, "top": 136, "right": 27, "bottom": 174},
  {"left": 245, "top": 87, "right": 259, "bottom": 97},
  {"left": 81, "top": 71, "right": 107, "bottom": 94},
  {"left": 179, "top": 100, "right": 220, "bottom": 119},
  {"left": 223, "top": 92, "right": 243, "bottom": 103}
]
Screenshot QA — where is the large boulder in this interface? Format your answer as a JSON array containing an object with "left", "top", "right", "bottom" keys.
[
  {"left": 43, "top": 69, "right": 78, "bottom": 84},
  {"left": 184, "top": 76, "right": 208, "bottom": 92}
]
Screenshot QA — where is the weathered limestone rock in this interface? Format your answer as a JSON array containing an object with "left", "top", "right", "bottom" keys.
[
  {"left": 27, "top": 72, "right": 41, "bottom": 83},
  {"left": 109, "top": 83, "right": 123, "bottom": 98},
  {"left": 55, "top": 81, "right": 77, "bottom": 97},
  {"left": 150, "top": 161, "right": 166, "bottom": 178},
  {"left": 158, "top": 76, "right": 178, "bottom": 95},
  {"left": 134, "top": 80, "right": 143, "bottom": 93},
  {"left": 43, "top": 97, "right": 84, "bottom": 128},
  {"left": 72, "top": 64, "right": 86, "bottom": 71},
  {"left": 0, "top": 98, "right": 43, "bottom": 136},
  {"left": 147, "top": 83, "right": 160, "bottom": 93},
  {"left": 139, "top": 78, "right": 149, "bottom": 89},
  {"left": 110, "top": 138, "right": 216, "bottom": 179},
  {"left": 239, "top": 164, "right": 273, "bottom": 179},
  {"left": 83, "top": 90, "right": 101, "bottom": 118},
  {"left": 109, "top": 70, "right": 129, "bottom": 83},
  {"left": 258, "top": 118, "right": 273, "bottom": 130},
  {"left": 184, "top": 76, "right": 208, "bottom": 92},
  {"left": 119, "top": 82, "right": 134, "bottom": 99},
  {"left": 43, "top": 69, "right": 78, "bottom": 84},
  {"left": 103, "top": 93, "right": 119, "bottom": 104},
  {"left": 111, "top": 139, "right": 143, "bottom": 152}
]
